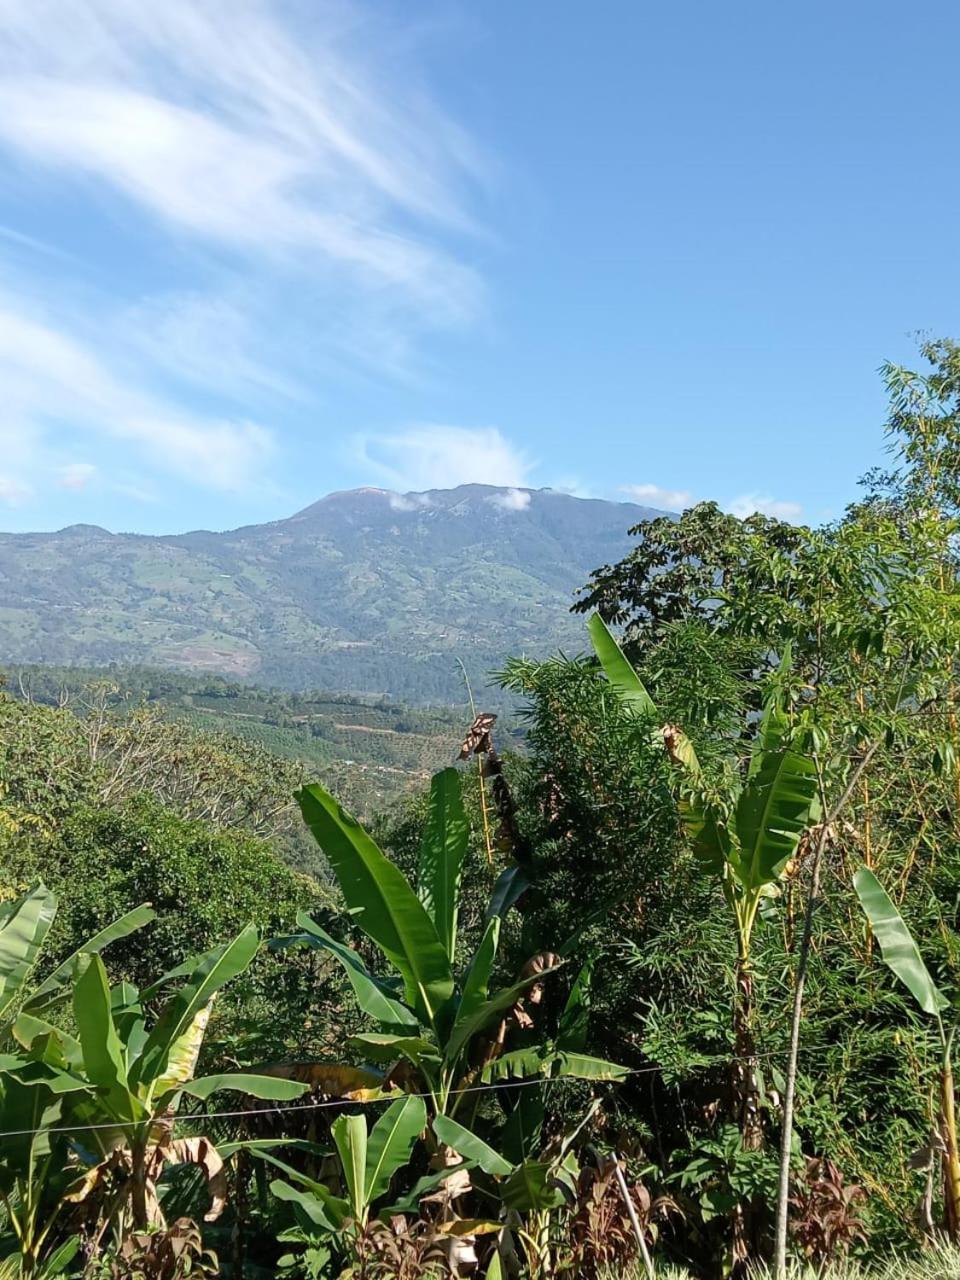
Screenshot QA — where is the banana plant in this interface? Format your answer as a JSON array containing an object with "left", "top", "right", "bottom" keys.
[
  {"left": 0, "top": 886, "right": 159, "bottom": 1276},
  {"left": 853, "top": 867, "right": 960, "bottom": 1238},
  {"left": 0, "top": 883, "right": 155, "bottom": 1045},
  {"left": 589, "top": 614, "right": 820, "bottom": 1150},
  {"left": 291, "top": 767, "right": 626, "bottom": 1121},
  {"left": 0, "top": 1070, "right": 82, "bottom": 1280},
  {"left": 264, "top": 1094, "right": 434, "bottom": 1273},
  {"left": 1, "top": 926, "right": 309, "bottom": 1238}
]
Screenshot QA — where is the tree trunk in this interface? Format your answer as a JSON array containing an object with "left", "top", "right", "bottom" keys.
[
  {"left": 130, "top": 1137, "right": 149, "bottom": 1231},
  {"left": 730, "top": 948, "right": 762, "bottom": 1274},
  {"left": 733, "top": 952, "right": 763, "bottom": 1153},
  {"left": 941, "top": 1037, "right": 960, "bottom": 1240}
]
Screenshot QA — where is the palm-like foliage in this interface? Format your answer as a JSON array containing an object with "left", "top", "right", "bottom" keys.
[
  {"left": 0, "top": 914, "right": 308, "bottom": 1264},
  {"left": 853, "top": 869, "right": 960, "bottom": 1238},
  {"left": 589, "top": 614, "right": 819, "bottom": 1154},
  {"left": 293, "top": 767, "right": 626, "bottom": 1120}
]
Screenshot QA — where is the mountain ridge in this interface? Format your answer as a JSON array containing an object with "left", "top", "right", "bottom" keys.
[{"left": 0, "top": 484, "right": 663, "bottom": 702}]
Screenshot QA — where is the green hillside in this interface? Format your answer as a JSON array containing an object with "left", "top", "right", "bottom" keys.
[{"left": 0, "top": 484, "right": 663, "bottom": 701}]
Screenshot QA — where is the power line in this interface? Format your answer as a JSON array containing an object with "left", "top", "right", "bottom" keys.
[{"left": 0, "top": 1043, "right": 853, "bottom": 1141}]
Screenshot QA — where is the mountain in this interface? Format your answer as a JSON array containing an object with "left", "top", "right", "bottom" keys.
[{"left": 0, "top": 485, "right": 663, "bottom": 701}]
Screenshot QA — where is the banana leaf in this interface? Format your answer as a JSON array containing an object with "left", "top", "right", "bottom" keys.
[
  {"left": 183, "top": 1073, "right": 309, "bottom": 1101},
  {"left": 0, "top": 885, "right": 58, "bottom": 1022},
  {"left": 433, "top": 1114, "right": 512, "bottom": 1177},
  {"left": 444, "top": 965, "right": 561, "bottom": 1068},
  {"left": 416, "top": 769, "right": 469, "bottom": 962},
  {"left": 133, "top": 926, "right": 259, "bottom": 1087},
  {"left": 854, "top": 867, "right": 949, "bottom": 1016},
  {"left": 364, "top": 1094, "right": 427, "bottom": 1203},
  {"left": 587, "top": 614, "right": 657, "bottom": 717},
  {"left": 297, "top": 785, "right": 453, "bottom": 1029},
  {"left": 292, "top": 914, "right": 419, "bottom": 1032},
  {"left": 735, "top": 746, "right": 819, "bottom": 891},
  {"left": 24, "top": 904, "right": 155, "bottom": 1015},
  {"left": 458, "top": 918, "right": 501, "bottom": 1025}
]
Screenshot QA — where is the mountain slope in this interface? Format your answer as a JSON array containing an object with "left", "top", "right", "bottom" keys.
[{"left": 0, "top": 485, "right": 661, "bottom": 701}]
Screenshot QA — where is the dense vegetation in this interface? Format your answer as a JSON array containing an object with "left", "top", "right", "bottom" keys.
[{"left": 2, "top": 340, "right": 960, "bottom": 1280}]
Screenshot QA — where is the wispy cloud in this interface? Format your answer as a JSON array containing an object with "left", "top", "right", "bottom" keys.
[
  {"left": 0, "top": 0, "right": 485, "bottom": 322},
  {"left": 622, "top": 483, "right": 695, "bottom": 512},
  {"left": 355, "top": 425, "right": 532, "bottom": 493},
  {"left": 0, "top": 293, "right": 273, "bottom": 494},
  {"left": 728, "top": 493, "right": 804, "bottom": 520},
  {"left": 0, "top": 0, "right": 490, "bottom": 510}
]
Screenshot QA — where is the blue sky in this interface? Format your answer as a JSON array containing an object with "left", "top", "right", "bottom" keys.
[{"left": 0, "top": 0, "right": 957, "bottom": 534}]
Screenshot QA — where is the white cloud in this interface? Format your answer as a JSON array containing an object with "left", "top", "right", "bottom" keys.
[
  {"left": 121, "top": 291, "right": 302, "bottom": 401},
  {"left": 621, "top": 482, "right": 803, "bottom": 522},
  {"left": 58, "top": 462, "right": 97, "bottom": 490},
  {"left": 728, "top": 493, "right": 803, "bottom": 521},
  {"left": 355, "top": 425, "right": 532, "bottom": 492},
  {"left": 0, "top": 294, "right": 273, "bottom": 491},
  {"left": 622, "top": 483, "right": 695, "bottom": 512},
  {"left": 487, "top": 487, "right": 531, "bottom": 511},
  {"left": 0, "top": 0, "right": 492, "bottom": 509},
  {"left": 0, "top": 0, "right": 485, "bottom": 324}
]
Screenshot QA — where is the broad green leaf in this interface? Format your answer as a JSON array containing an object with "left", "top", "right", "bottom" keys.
[
  {"left": 364, "top": 1093, "right": 427, "bottom": 1203},
  {"left": 73, "top": 955, "right": 128, "bottom": 1093},
  {"left": 0, "top": 885, "right": 57, "bottom": 1022},
  {"left": 501, "top": 1160, "right": 568, "bottom": 1211},
  {"left": 348, "top": 1033, "right": 439, "bottom": 1067},
  {"left": 433, "top": 1114, "right": 512, "bottom": 1177},
  {"left": 486, "top": 1251, "right": 504, "bottom": 1280},
  {"left": 482, "top": 1048, "right": 628, "bottom": 1083},
  {"left": 417, "top": 768, "right": 469, "bottom": 962},
  {"left": 43, "top": 1236, "right": 82, "bottom": 1277},
  {"left": 557, "top": 959, "right": 592, "bottom": 1052},
  {"left": 332, "top": 1112, "right": 368, "bottom": 1220},
  {"left": 735, "top": 748, "right": 819, "bottom": 891},
  {"left": 293, "top": 914, "right": 418, "bottom": 1032},
  {"left": 458, "top": 918, "right": 501, "bottom": 1025},
  {"left": 155, "top": 999, "right": 214, "bottom": 1098},
  {"left": 485, "top": 865, "right": 529, "bottom": 922},
  {"left": 270, "top": 1179, "right": 349, "bottom": 1233},
  {"left": 553, "top": 1052, "right": 630, "bottom": 1081},
  {"left": 140, "top": 955, "right": 204, "bottom": 1001},
  {"left": 748, "top": 644, "right": 794, "bottom": 778},
  {"left": 481, "top": 1046, "right": 551, "bottom": 1082},
  {"left": 588, "top": 614, "right": 658, "bottom": 718},
  {"left": 502, "top": 1088, "right": 545, "bottom": 1165},
  {"left": 24, "top": 904, "right": 155, "bottom": 1015},
  {"left": 854, "top": 868, "right": 949, "bottom": 1016},
  {"left": 133, "top": 926, "right": 259, "bottom": 1089},
  {"left": 589, "top": 613, "right": 704, "bottom": 776},
  {"left": 444, "top": 965, "right": 561, "bottom": 1068},
  {"left": 12, "top": 1012, "right": 82, "bottom": 1067},
  {"left": 297, "top": 785, "right": 454, "bottom": 1028},
  {"left": 183, "top": 1073, "right": 310, "bottom": 1101}
]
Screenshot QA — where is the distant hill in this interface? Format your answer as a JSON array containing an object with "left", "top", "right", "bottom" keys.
[{"left": 0, "top": 485, "right": 662, "bottom": 701}]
